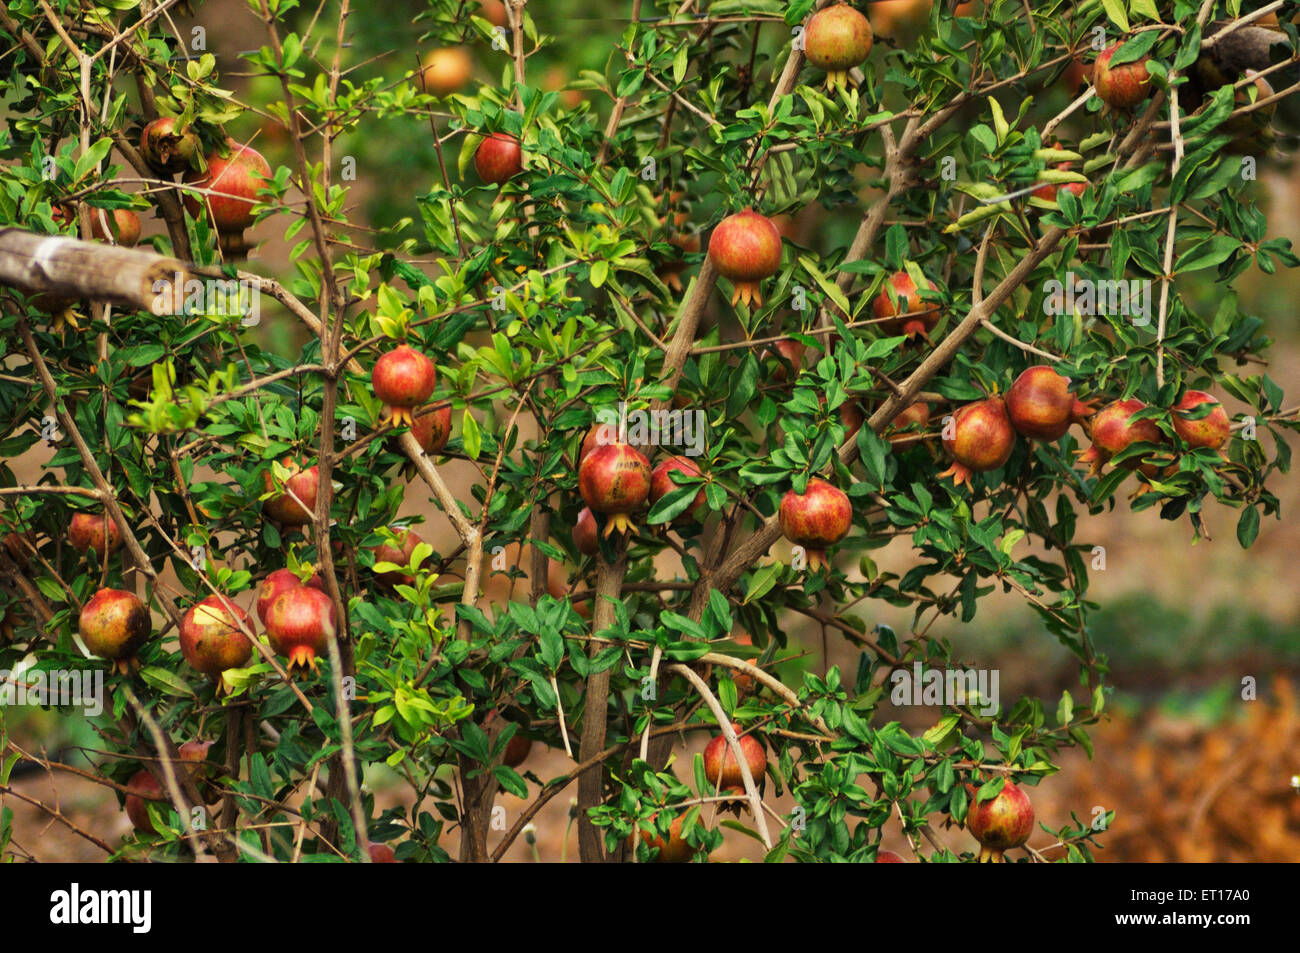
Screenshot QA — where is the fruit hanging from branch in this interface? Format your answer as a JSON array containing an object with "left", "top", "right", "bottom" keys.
[
  {"left": 967, "top": 781, "right": 1035, "bottom": 862},
  {"left": 707, "top": 208, "right": 783, "bottom": 308},
  {"left": 79, "top": 587, "right": 151, "bottom": 674},
  {"left": 184, "top": 140, "right": 271, "bottom": 257},
  {"left": 139, "top": 116, "right": 202, "bottom": 174},
  {"left": 875, "top": 849, "right": 906, "bottom": 862},
  {"left": 264, "top": 584, "right": 337, "bottom": 676},
  {"left": 124, "top": 769, "right": 165, "bottom": 834},
  {"left": 1093, "top": 41, "right": 1152, "bottom": 110},
  {"left": 804, "top": 3, "right": 874, "bottom": 91},
  {"left": 649, "top": 455, "right": 706, "bottom": 522},
  {"left": 256, "top": 568, "right": 324, "bottom": 625},
  {"left": 1006, "top": 365, "right": 1094, "bottom": 441},
  {"left": 873, "top": 270, "right": 940, "bottom": 337},
  {"left": 887, "top": 400, "right": 932, "bottom": 435},
  {"left": 68, "top": 511, "right": 123, "bottom": 556},
  {"left": 410, "top": 403, "right": 453, "bottom": 454},
  {"left": 261, "top": 460, "right": 320, "bottom": 527},
  {"left": 578, "top": 442, "right": 651, "bottom": 537},
  {"left": 474, "top": 132, "right": 523, "bottom": 184},
  {"left": 939, "top": 397, "right": 1016, "bottom": 488},
  {"left": 179, "top": 594, "right": 254, "bottom": 687},
  {"left": 1076, "top": 398, "right": 1164, "bottom": 477},
  {"left": 371, "top": 527, "right": 423, "bottom": 587},
  {"left": 420, "top": 47, "right": 473, "bottom": 96},
  {"left": 372, "top": 344, "right": 436, "bottom": 427},
  {"left": 629, "top": 811, "right": 694, "bottom": 863},
  {"left": 763, "top": 337, "right": 806, "bottom": 383},
  {"left": 1172, "top": 390, "right": 1230, "bottom": 451},
  {"left": 778, "top": 478, "right": 852, "bottom": 571},
  {"left": 703, "top": 723, "right": 767, "bottom": 792}
]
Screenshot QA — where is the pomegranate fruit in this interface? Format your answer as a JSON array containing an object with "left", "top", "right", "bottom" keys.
[
  {"left": 841, "top": 400, "right": 866, "bottom": 438},
  {"left": 939, "top": 397, "right": 1016, "bottom": 488},
  {"left": 371, "top": 527, "right": 423, "bottom": 587},
  {"left": 79, "top": 588, "right": 151, "bottom": 674},
  {"left": 480, "top": 0, "right": 508, "bottom": 27},
  {"left": 256, "top": 568, "right": 324, "bottom": 625},
  {"left": 178, "top": 740, "right": 214, "bottom": 781},
  {"left": 139, "top": 116, "right": 201, "bottom": 174},
  {"left": 873, "top": 270, "right": 940, "bottom": 337},
  {"left": 265, "top": 584, "right": 337, "bottom": 675},
  {"left": 778, "top": 478, "right": 852, "bottom": 570},
  {"left": 261, "top": 459, "right": 320, "bottom": 526},
  {"left": 503, "top": 731, "right": 532, "bottom": 768},
  {"left": 707, "top": 208, "right": 783, "bottom": 307},
  {"left": 650, "top": 455, "right": 706, "bottom": 520},
  {"left": 411, "top": 403, "right": 453, "bottom": 453},
  {"left": 578, "top": 442, "right": 652, "bottom": 537},
  {"left": 1005, "top": 365, "right": 1094, "bottom": 441},
  {"left": 869, "top": 0, "right": 932, "bottom": 37},
  {"left": 888, "top": 401, "right": 931, "bottom": 433},
  {"left": 368, "top": 843, "right": 398, "bottom": 863},
  {"left": 1172, "top": 390, "right": 1230, "bottom": 451},
  {"left": 967, "top": 780, "right": 1035, "bottom": 862},
  {"left": 876, "top": 849, "right": 906, "bottom": 862},
  {"left": 68, "top": 511, "right": 123, "bottom": 556},
  {"left": 372, "top": 344, "right": 436, "bottom": 426},
  {"left": 1076, "top": 398, "right": 1163, "bottom": 476},
  {"left": 731, "top": 631, "right": 756, "bottom": 695},
  {"left": 764, "top": 338, "right": 806, "bottom": 383},
  {"left": 703, "top": 724, "right": 767, "bottom": 790},
  {"left": 805, "top": 4, "right": 874, "bottom": 89},
  {"left": 474, "top": 132, "right": 522, "bottom": 185},
  {"left": 1031, "top": 163, "right": 1088, "bottom": 203},
  {"left": 630, "top": 811, "right": 693, "bottom": 863},
  {"left": 1093, "top": 42, "right": 1151, "bottom": 110},
  {"left": 184, "top": 140, "right": 271, "bottom": 232},
  {"left": 420, "top": 47, "right": 473, "bottom": 96},
  {"left": 179, "top": 594, "right": 253, "bottom": 683},
  {"left": 124, "top": 769, "right": 165, "bottom": 833},
  {"left": 86, "top": 207, "right": 141, "bottom": 246},
  {"left": 574, "top": 506, "right": 600, "bottom": 556}
]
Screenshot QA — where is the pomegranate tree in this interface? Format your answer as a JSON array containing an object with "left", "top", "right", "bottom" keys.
[
  {"left": 707, "top": 208, "right": 783, "bottom": 307},
  {"left": 139, "top": 116, "right": 200, "bottom": 173},
  {"left": 256, "top": 567, "right": 324, "bottom": 624},
  {"left": 939, "top": 397, "right": 1016, "bottom": 488},
  {"left": 372, "top": 344, "right": 436, "bottom": 426},
  {"left": 68, "top": 512, "right": 122, "bottom": 556},
  {"left": 264, "top": 584, "right": 337, "bottom": 675},
  {"left": 703, "top": 724, "right": 767, "bottom": 791},
  {"left": 578, "top": 442, "right": 652, "bottom": 537},
  {"left": 262, "top": 460, "right": 320, "bottom": 527},
  {"left": 1093, "top": 42, "right": 1151, "bottom": 109},
  {"left": 1172, "top": 390, "right": 1230, "bottom": 451},
  {"left": 779, "top": 478, "right": 852, "bottom": 570},
  {"left": 873, "top": 270, "right": 940, "bottom": 337},
  {"left": 649, "top": 455, "right": 706, "bottom": 521},
  {"left": 804, "top": 3, "right": 874, "bottom": 89},
  {"left": 179, "top": 594, "right": 253, "bottom": 685},
  {"left": 1076, "top": 398, "right": 1164, "bottom": 476},
  {"left": 79, "top": 588, "right": 151, "bottom": 674},
  {"left": 474, "top": 132, "right": 522, "bottom": 184},
  {"left": 1005, "top": 365, "right": 1094, "bottom": 441},
  {"left": 967, "top": 781, "right": 1035, "bottom": 862}
]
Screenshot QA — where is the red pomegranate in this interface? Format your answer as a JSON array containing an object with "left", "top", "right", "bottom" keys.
[
  {"left": 703, "top": 724, "right": 767, "bottom": 790},
  {"left": 731, "top": 631, "right": 756, "bottom": 695},
  {"left": 578, "top": 443, "right": 652, "bottom": 537},
  {"left": 265, "top": 585, "right": 337, "bottom": 675},
  {"left": 939, "top": 397, "right": 1016, "bottom": 488},
  {"left": 805, "top": 3, "right": 874, "bottom": 88},
  {"left": 372, "top": 345, "right": 436, "bottom": 426},
  {"left": 178, "top": 740, "right": 214, "bottom": 781},
  {"left": 574, "top": 506, "right": 600, "bottom": 556},
  {"left": 1076, "top": 398, "right": 1163, "bottom": 476},
  {"left": 630, "top": 811, "right": 693, "bottom": 863},
  {"left": 1172, "top": 390, "right": 1230, "bottom": 451},
  {"left": 79, "top": 588, "right": 151, "bottom": 674},
  {"left": 841, "top": 401, "right": 866, "bottom": 437},
  {"left": 1093, "top": 42, "right": 1151, "bottom": 110},
  {"left": 1031, "top": 163, "right": 1088, "bottom": 203},
  {"left": 68, "top": 512, "right": 123, "bottom": 556},
  {"left": 778, "top": 478, "right": 852, "bottom": 570},
  {"left": 650, "top": 455, "right": 706, "bottom": 520},
  {"left": 184, "top": 140, "right": 271, "bottom": 232},
  {"left": 503, "top": 732, "right": 532, "bottom": 768},
  {"left": 124, "top": 769, "right": 165, "bottom": 833},
  {"left": 876, "top": 849, "right": 906, "bottom": 863},
  {"left": 474, "top": 132, "right": 522, "bottom": 184},
  {"left": 411, "top": 403, "right": 453, "bottom": 453},
  {"left": 82, "top": 207, "right": 141, "bottom": 246},
  {"left": 139, "top": 116, "right": 201, "bottom": 174},
  {"left": 261, "top": 459, "right": 320, "bottom": 526},
  {"left": 420, "top": 47, "right": 473, "bottom": 96},
  {"left": 967, "top": 780, "right": 1035, "bottom": 862},
  {"left": 179, "top": 594, "right": 253, "bottom": 683},
  {"left": 372, "top": 527, "right": 423, "bottom": 587},
  {"left": 256, "top": 568, "right": 324, "bottom": 625},
  {"left": 1006, "top": 365, "right": 1094, "bottom": 441},
  {"left": 707, "top": 208, "right": 783, "bottom": 307},
  {"left": 888, "top": 401, "right": 931, "bottom": 433},
  {"left": 764, "top": 338, "right": 806, "bottom": 383},
  {"left": 368, "top": 843, "right": 398, "bottom": 863},
  {"left": 873, "top": 270, "right": 940, "bottom": 337}
]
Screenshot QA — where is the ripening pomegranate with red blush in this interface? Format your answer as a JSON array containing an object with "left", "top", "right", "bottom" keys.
[
  {"left": 708, "top": 209, "right": 783, "bottom": 307},
  {"left": 778, "top": 478, "right": 852, "bottom": 570}
]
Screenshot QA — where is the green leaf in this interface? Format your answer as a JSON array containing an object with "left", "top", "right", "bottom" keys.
[
  {"left": 139, "top": 666, "right": 197, "bottom": 698},
  {"left": 461, "top": 410, "right": 481, "bottom": 460},
  {"left": 743, "top": 562, "right": 783, "bottom": 605},
  {"left": 1175, "top": 236, "right": 1240, "bottom": 274},
  {"left": 492, "top": 765, "right": 528, "bottom": 798},
  {"left": 1100, "top": 0, "right": 1130, "bottom": 33},
  {"left": 1236, "top": 506, "right": 1260, "bottom": 548}
]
